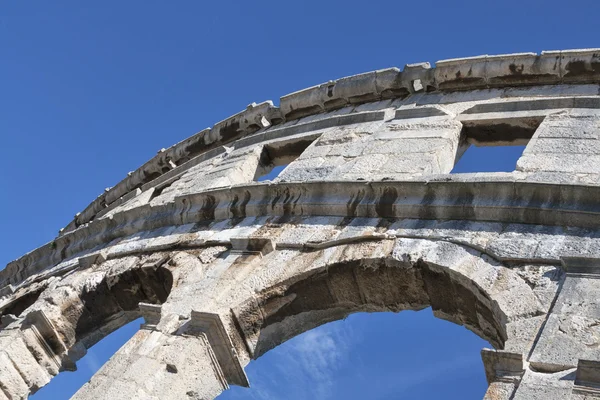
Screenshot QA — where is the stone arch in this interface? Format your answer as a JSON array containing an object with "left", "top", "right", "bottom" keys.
[
  {"left": 231, "top": 238, "right": 544, "bottom": 365},
  {"left": 0, "top": 253, "right": 175, "bottom": 397},
  {"left": 48, "top": 255, "right": 173, "bottom": 354},
  {"left": 55, "top": 237, "right": 548, "bottom": 400}
]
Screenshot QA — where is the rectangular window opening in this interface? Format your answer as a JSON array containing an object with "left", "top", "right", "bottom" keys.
[
  {"left": 451, "top": 117, "right": 542, "bottom": 174},
  {"left": 254, "top": 138, "right": 315, "bottom": 182}
]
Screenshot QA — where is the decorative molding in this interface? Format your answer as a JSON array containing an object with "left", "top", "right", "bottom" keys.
[
  {"left": 139, "top": 302, "right": 162, "bottom": 329},
  {"left": 561, "top": 257, "right": 600, "bottom": 278},
  {"left": 188, "top": 311, "right": 249, "bottom": 388},
  {"left": 230, "top": 237, "right": 275, "bottom": 257},
  {"left": 481, "top": 348, "right": 525, "bottom": 385},
  {"left": 573, "top": 359, "right": 600, "bottom": 395},
  {"left": 23, "top": 310, "right": 75, "bottom": 372}
]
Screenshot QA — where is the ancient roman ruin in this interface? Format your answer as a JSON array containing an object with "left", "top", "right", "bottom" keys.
[{"left": 1, "top": 49, "right": 600, "bottom": 399}]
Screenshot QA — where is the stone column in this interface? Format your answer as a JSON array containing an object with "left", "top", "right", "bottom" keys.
[
  {"left": 509, "top": 258, "right": 600, "bottom": 398},
  {"left": 72, "top": 307, "right": 248, "bottom": 400},
  {"left": 0, "top": 310, "right": 76, "bottom": 399},
  {"left": 278, "top": 108, "right": 464, "bottom": 181},
  {"left": 481, "top": 349, "right": 525, "bottom": 400},
  {"left": 517, "top": 113, "right": 600, "bottom": 183}
]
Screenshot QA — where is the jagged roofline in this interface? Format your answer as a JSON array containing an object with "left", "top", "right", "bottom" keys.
[{"left": 58, "top": 49, "right": 600, "bottom": 235}]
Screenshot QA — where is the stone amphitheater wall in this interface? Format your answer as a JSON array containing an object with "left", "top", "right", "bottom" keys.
[{"left": 1, "top": 49, "right": 600, "bottom": 399}]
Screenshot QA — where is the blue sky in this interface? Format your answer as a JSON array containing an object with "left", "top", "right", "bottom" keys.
[{"left": 1, "top": 1, "right": 598, "bottom": 398}]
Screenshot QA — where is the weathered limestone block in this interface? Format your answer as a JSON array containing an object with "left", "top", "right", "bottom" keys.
[
  {"left": 142, "top": 145, "right": 263, "bottom": 206},
  {"left": 72, "top": 329, "right": 225, "bottom": 400},
  {"left": 481, "top": 349, "right": 524, "bottom": 399},
  {"left": 558, "top": 49, "right": 600, "bottom": 83},
  {"left": 279, "top": 68, "right": 406, "bottom": 120},
  {"left": 435, "top": 55, "right": 489, "bottom": 91},
  {"left": 277, "top": 115, "right": 462, "bottom": 181},
  {"left": 511, "top": 368, "right": 576, "bottom": 399},
  {"left": 367, "top": 116, "right": 462, "bottom": 175},
  {"left": 518, "top": 114, "right": 600, "bottom": 177},
  {"left": 530, "top": 261, "right": 600, "bottom": 371},
  {"left": 573, "top": 359, "right": 600, "bottom": 397},
  {"left": 72, "top": 311, "right": 248, "bottom": 400},
  {"left": 434, "top": 51, "right": 584, "bottom": 91},
  {"left": 0, "top": 350, "right": 30, "bottom": 400}
]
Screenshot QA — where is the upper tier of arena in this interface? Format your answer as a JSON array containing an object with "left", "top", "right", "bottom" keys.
[{"left": 2, "top": 48, "right": 600, "bottom": 291}]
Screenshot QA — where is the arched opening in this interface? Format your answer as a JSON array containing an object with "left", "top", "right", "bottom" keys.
[
  {"left": 221, "top": 245, "right": 542, "bottom": 399},
  {"left": 31, "top": 317, "right": 142, "bottom": 400},
  {"left": 73, "top": 260, "right": 173, "bottom": 350},
  {"left": 219, "top": 309, "right": 491, "bottom": 399},
  {"left": 10, "top": 254, "right": 176, "bottom": 397},
  {"left": 238, "top": 257, "right": 506, "bottom": 359},
  {"left": 16, "top": 239, "right": 542, "bottom": 399}
]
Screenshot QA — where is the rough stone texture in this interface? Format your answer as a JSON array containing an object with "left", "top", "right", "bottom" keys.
[{"left": 2, "top": 49, "right": 600, "bottom": 399}]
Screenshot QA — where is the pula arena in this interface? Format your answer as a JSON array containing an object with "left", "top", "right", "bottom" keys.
[{"left": 1, "top": 49, "right": 600, "bottom": 400}]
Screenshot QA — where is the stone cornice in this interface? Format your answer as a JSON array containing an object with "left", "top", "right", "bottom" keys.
[
  {"left": 4, "top": 177, "right": 600, "bottom": 288},
  {"left": 59, "top": 49, "right": 600, "bottom": 235}
]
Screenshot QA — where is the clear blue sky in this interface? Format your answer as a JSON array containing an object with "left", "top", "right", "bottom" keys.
[{"left": 1, "top": 1, "right": 597, "bottom": 399}]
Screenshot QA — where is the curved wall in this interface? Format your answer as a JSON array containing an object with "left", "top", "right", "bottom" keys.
[{"left": 1, "top": 49, "right": 600, "bottom": 399}]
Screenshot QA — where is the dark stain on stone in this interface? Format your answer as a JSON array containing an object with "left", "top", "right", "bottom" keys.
[
  {"left": 285, "top": 105, "right": 323, "bottom": 121},
  {"left": 271, "top": 190, "right": 282, "bottom": 211},
  {"left": 347, "top": 189, "right": 365, "bottom": 217},
  {"left": 338, "top": 217, "right": 354, "bottom": 229},
  {"left": 348, "top": 92, "right": 380, "bottom": 104},
  {"left": 1, "top": 287, "right": 45, "bottom": 318},
  {"left": 422, "top": 185, "right": 436, "bottom": 206},
  {"left": 327, "top": 84, "right": 335, "bottom": 98},
  {"left": 375, "top": 187, "right": 398, "bottom": 218},
  {"left": 565, "top": 60, "right": 600, "bottom": 77},
  {"left": 418, "top": 185, "right": 437, "bottom": 220},
  {"left": 380, "top": 87, "right": 410, "bottom": 99},
  {"left": 166, "top": 364, "right": 178, "bottom": 373},
  {"left": 509, "top": 63, "right": 524, "bottom": 75},
  {"left": 60, "top": 240, "right": 68, "bottom": 260},
  {"left": 219, "top": 121, "right": 241, "bottom": 141},
  {"left": 184, "top": 138, "right": 207, "bottom": 159},
  {"left": 229, "top": 190, "right": 251, "bottom": 223},
  {"left": 376, "top": 218, "right": 393, "bottom": 230},
  {"left": 323, "top": 98, "right": 347, "bottom": 111},
  {"left": 439, "top": 76, "right": 486, "bottom": 89},
  {"left": 240, "top": 190, "right": 251, "bottom": 216},
  {"left": 230, "top": 194, "right": 241, "bottom": 218},
  {"left": 489, "top": 73, "right": 556, "bottom": 85},
  {"left": 75, "top": 265, "right": 173, "bottom": 342},
  {"left": 459, "top": 188, "right": 476, "bottom": 221},
  {"left": 275, "top": 214, "right": 294, "bottom": 224},
  {"left": 201, "top": 195, "right": 217, "bottom": 222},
  {"left": 565, "top": 60, "right": 587, "bottom": 76},
  {"left": 292, "top": 192, "right": 301, "bottom": 213},
  {"left": 265, "top": 139, "right": 315, "bottom": 161},
  {"left": 282, "top": 188, "right": 294, "bottom": 216},
  {"left": 142, "top": 170, "right": 161, "bottom": 182}
]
